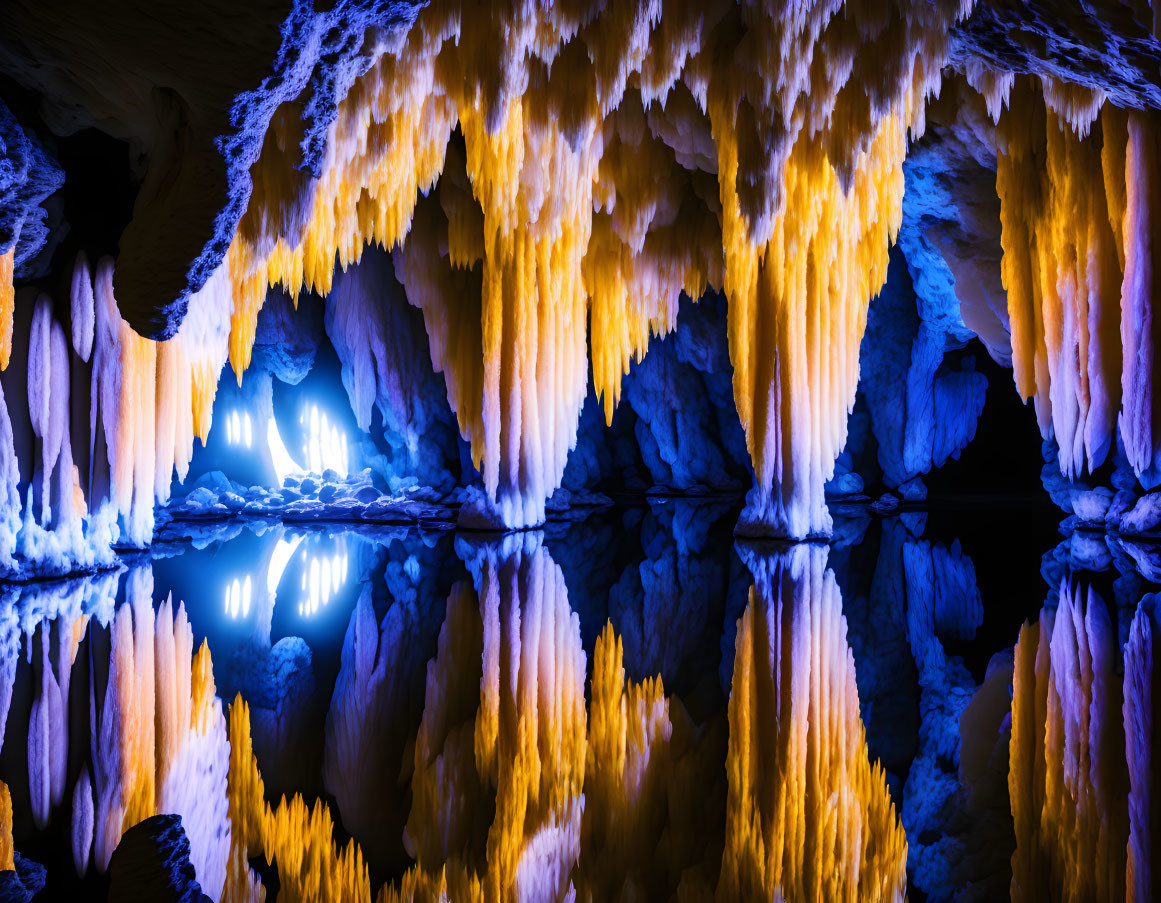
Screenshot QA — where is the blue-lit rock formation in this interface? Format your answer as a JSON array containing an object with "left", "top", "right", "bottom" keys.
[
  {"left": 0, "top": 853, "right": 47, "bottom": 902},
  {"left": 858, "top": 247, "right": 987, "bottom": 498},
  {"left": 323, "top": 564, "right": 446, "bottom": 875},
  {"left": 0, "top": 100, "right": 64, "bottom": 278},
  {"left": 106, "top": 815, "right": 210, "bottom": 903},
  {"left": 605, "top": 500, "right": 740, "bottom": 692},
  {"left": 0, "top": 1, "right": 425, "bottom": 337},
  {"left": 326, "top": 247, "right": 464, "bottom": 496},
  {"left": 619, "top": 294, "right": 750, "bottom": 494}
]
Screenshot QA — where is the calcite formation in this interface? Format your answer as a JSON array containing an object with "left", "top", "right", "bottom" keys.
[
  {"left": 0, "top": 0, "right": 997, "bottom": 554},
  {"left": 996, "top": 76, "right": 1161, "bottom": 487},
  {"left": 720, "top": 544, "right": 907, "bottom": 902},
  {"left": 1008, "top": 579, "right": 1161, "bottom": 902}
]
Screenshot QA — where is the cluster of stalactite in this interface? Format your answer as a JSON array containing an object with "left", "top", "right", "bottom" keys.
[
  {"left": 0, "top": 251, "right": 232, "bottom": 572},
  {"left": 213, "top": 0, "right": 971, "bottom": 533},
  {"left": 0, "top": 538, "right": 905, "bottom": 901},
  {"left": 1008, "top": 580, "right": 1160, "bottom": 902},
  {"left": 995, "top": 74, "right": 1161, "bottom": 485}
]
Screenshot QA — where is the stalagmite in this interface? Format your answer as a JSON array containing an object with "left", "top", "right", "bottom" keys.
[{"left": 719, "top": 544, "right": 907, "bottom": 902}]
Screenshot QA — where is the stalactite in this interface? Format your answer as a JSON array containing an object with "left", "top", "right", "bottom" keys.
[
  {"left": 0, "top": 779, "right": 12, "bottom": 872},
  {"left": 996, "top": 75, "right": 1161, "bottom": 486},
  {"left": 0, "top": 243, "right": 238, "bottom": 570},
  {"left": 718, "top": 544, "right": 907, "bottom": 902},
  {"left": 206, "top": 0, "right": 971, "bottom": 533}
]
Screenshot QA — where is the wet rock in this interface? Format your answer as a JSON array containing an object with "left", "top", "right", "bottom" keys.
[
  {"left": 107, "top": 814, "right": 210, "bottom": 903},
  {"left": 1121, "top": 492, "right": 1161, "bottom": 536},
  {"left": 0, "top": 853, "right": 47, "bottom": 902},
  {"left": 1106, "top": 489, "right": 1138, "bottom": 527},
  {"left": 1071, "top": 486, "right": 1114, "bottom": 524}
]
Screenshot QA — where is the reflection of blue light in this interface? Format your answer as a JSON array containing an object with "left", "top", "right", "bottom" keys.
[
  {"left": 221, "top": 534, "right": 351, "bottom": 624},
  {"left": 267, "top": 535, "right": 303, "bottom": 593},
  {"left": 292, "top": 537, "right": 350, "bottom": 618}
]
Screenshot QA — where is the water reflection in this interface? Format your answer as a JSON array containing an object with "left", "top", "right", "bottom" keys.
[{"left": 0, "top": 505, "right": 1156, "bottom": 900}]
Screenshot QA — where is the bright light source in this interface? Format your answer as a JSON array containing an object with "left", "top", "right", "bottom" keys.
[{"left": 268, "top": 403, "right": 349, "bottom": 483}]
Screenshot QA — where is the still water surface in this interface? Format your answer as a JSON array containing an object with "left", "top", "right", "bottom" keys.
[{"left": 0, "top": 500, "right": 1153, "bottom": 901}]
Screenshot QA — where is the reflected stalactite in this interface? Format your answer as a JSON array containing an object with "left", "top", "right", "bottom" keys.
[
  {"left": 323, "top": 581, "right": 435, "bottom": 875},
  {"left": 396, "top": 534, "right": 712, "bottom": 902},
  {"left": 1125, "top": 595, "right": 1161, "bottom": 901},
  {"left": 719, "top": 543, "right": 907, "bottom": 902},
  {"left": 574, "top": 622, "right": 673, "bottom": 900},
  {"left": 89, "top": 567, "right": 232, "bottom": 897},
  {"left": 1008, "top": 579, "right": 1132, "bottom": 903},
  {"left": 226, "top": 694, "right": 370, "bottom": 902}
]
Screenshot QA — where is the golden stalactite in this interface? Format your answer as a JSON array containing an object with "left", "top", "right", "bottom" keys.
[
  {"left": 718, "top": 545, "right": 906, "bottom": 902},
  {"left": 996, "top": 76, "right": 1161, "bottom": 481},
  {"left": 0, "top": 249, "right": 12, "bottom": 371},
  {"left": 584, "top": 89, "right": 723, "bottom": 425},
  {"left": 716, "top": 103, "right": 908, "bottom": 536},
  {"left": 225, "top": 27, "right": 458, "bottom": 379},
  {"left": 198, "top": 0, "right": 972, "bottom": 531}
]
